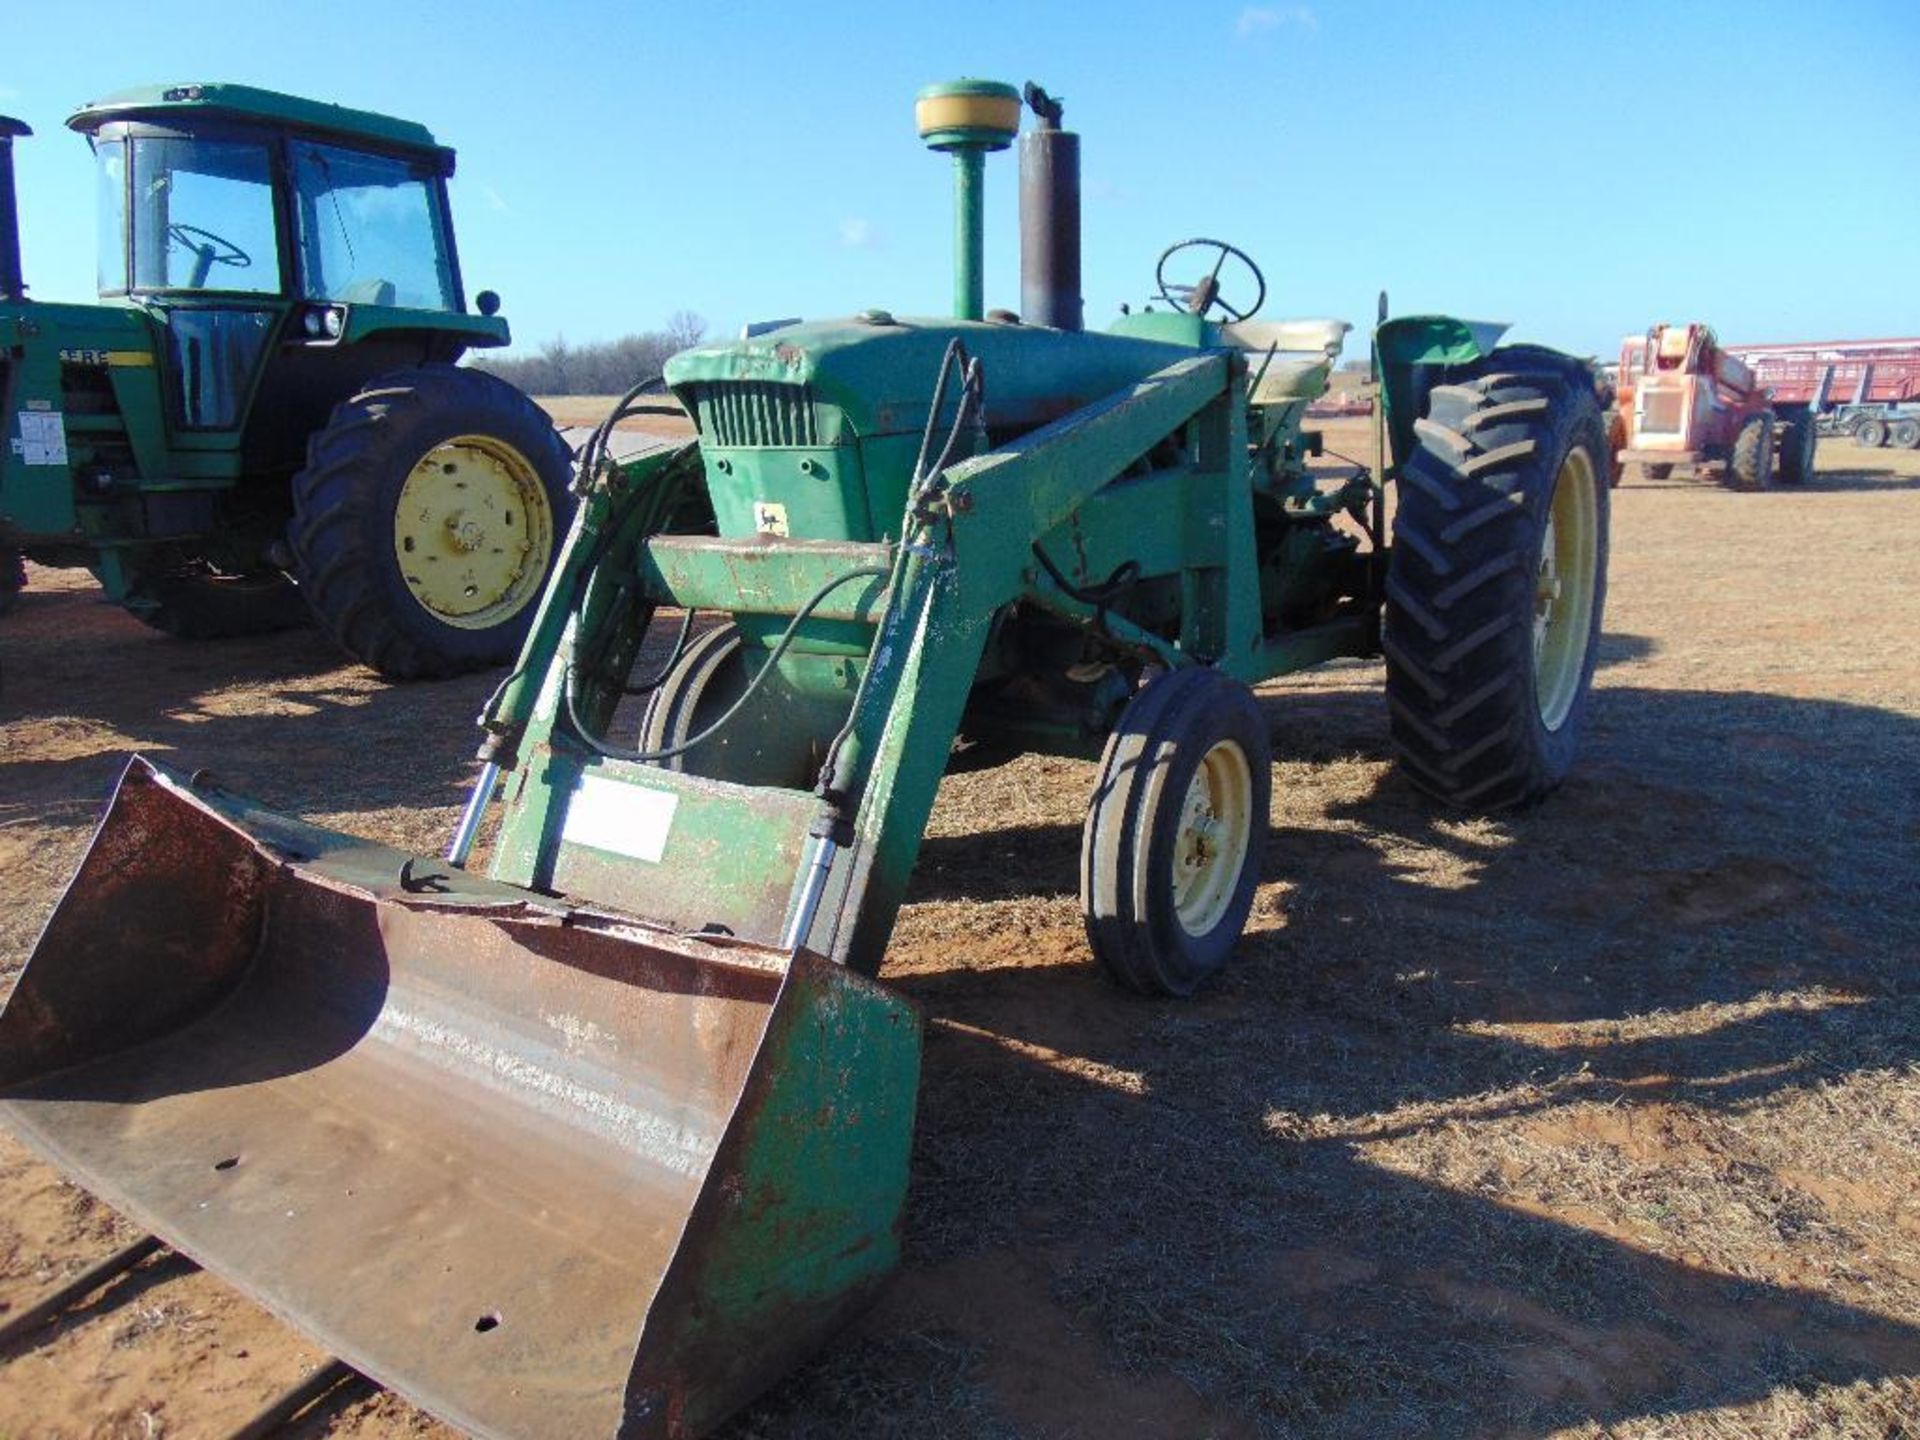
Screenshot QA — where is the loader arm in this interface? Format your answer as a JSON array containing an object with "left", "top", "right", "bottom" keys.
[{"left": 483, "top": 352, "right": 1237, "bottom": 974}]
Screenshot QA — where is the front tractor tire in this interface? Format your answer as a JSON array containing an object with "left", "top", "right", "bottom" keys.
[
  {"left": 1383, "top": 347, "right": 1610, "bottom": 810},
  {"left": 1728, "top": 410, "right": 1776, "bottom": 491},
  {"left": 290, "top": 365, "right": 573, "bottom": 680},
  {"left": 1081, "top": 666, "right": 1272, "bottom": 997}
]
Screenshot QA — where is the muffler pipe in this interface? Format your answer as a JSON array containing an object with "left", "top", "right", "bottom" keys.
[
  {"left": 0, "top": 118, "right": 30, "bottom": 302},
  {"left": 1019, "top": 83, "right": 1082, "bottom": 331}
]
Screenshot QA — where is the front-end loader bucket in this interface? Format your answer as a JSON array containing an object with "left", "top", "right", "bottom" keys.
[{"left": 0, "top": 758, "right": 920, "bottom": 1439}]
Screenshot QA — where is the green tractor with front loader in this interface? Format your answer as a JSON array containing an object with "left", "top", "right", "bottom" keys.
[
  {"left": 0, "top": 84, "right": 571, "bottom": 676},
  {"left": 0, "top": 80, "right": 1608, "bottom": 1437}
]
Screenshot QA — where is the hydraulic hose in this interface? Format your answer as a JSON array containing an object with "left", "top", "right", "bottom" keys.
[{"left": 563, "top": 564, "right": 890, "bottom": 765}]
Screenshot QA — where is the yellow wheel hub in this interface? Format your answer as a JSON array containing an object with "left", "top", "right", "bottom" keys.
[
  {"left": 1533, "top": 447, "right": 1599, "bottom": 730},
  {"left": 1172, "top": 739, "right": 1255, "bottom": 936},
  {"left": 393, "top": 434, "right": 553, "bottom": 629}
]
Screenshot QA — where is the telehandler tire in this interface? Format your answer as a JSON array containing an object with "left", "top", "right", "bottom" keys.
[
  {"left": 1383, "top": 347, "right": 1609, "bottom": 810},
  {"left": 124, "top": 561, "right": 309, "bottom": 640},
  {"left": 1082, "top": 666, "right": 1270, "bottom": 997},
  {"left": 1728, "top": 411, "right": 1775, "bottom": 491},
  {"left": 289, "top": 365, "right": 572, "bottom": 680},
  {"left": 1778, "top": 410, "right": 1816, "bottom": 485}
]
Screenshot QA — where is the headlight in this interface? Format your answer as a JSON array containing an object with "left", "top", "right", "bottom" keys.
[{"left": 301, "top": 306, "right": 345, "bottom": 339}]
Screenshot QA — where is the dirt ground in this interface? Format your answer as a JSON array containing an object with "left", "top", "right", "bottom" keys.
[{"left": 0, "top": 425, "right": 1916, "bottom": 1439}]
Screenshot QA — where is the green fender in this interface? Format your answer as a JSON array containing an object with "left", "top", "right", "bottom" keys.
[{"left": 1372, "top": 315, "right": 1511, "bottom": 473}]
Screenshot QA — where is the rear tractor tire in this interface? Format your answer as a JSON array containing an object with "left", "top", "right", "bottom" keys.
[
  {"left": 1855, "top": 417, "right": 1889, "bottom": 449},
  {"left": 1778, "top": 410, "right": 1817, "bottom": 485},
  {"left": 637, "top": 622, "right": 829, "bottom": 790},
  {"left": 123, "top": 560, "right": 309, "bottom": 640},
  {"left": 289, "top": 365, "right": 573, "bottom": 681},
  {"left": 1728, "top": 410, "right": 1776, "bottom": 491},
  {"left": 1081, "top": 666, "right": 1271, "bottom": 997},
  {"left": 1383, "top": 346, "right": 1609, "bottom": 809}
]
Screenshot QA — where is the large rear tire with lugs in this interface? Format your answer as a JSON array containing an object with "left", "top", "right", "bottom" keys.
[
  {"left": 637, "top": 622, "right": 828, "bottom": 790},
  {"left": 289, "top": 365, "right": 572, "bottom": 680},
  {"left": 1383, "top": 347, "right": 1609, "bottom": 810},
  {"left": 1082, "top": 666, "right": 1271, "bottom": 997},
  {"left": 1728, "top": 410, "right": 1775, "bottom": 491}
]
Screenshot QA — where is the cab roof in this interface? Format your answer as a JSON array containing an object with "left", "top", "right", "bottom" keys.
[{"left": 66, "top": 83, "right": 450, "bottom": 164}]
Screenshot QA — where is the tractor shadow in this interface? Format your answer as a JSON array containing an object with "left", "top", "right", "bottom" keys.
[
  {"left": 1796, "top": 462, "right": 1920, "bottom": 493},
  {"left": 845, "top": 683, "right": 1920, "bottom": 1438},
  {"left": 0, "top": 570, "right": 501, "bottom": 825}
]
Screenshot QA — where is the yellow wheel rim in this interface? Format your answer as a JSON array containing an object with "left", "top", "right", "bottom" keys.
[
  {"left": 1533, "top": 446, "right": 1600, "bottom": 731},
  {"left": 1172, "top": 739, "right": 1255, "bottom": 936},
  {"left": 392, "top": 434, "right": 553, "bottom": 630}
]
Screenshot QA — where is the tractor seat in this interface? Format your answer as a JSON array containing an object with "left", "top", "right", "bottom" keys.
[
  {"left": 1220, "top": 318, "right": 1352, "bottom": 403},
  {"left": 340, "top": 278, "right": 397, "bottom": 306}
]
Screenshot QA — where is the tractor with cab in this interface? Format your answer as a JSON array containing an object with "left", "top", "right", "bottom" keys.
[{"left": 0, "top": 83, "right": 570, "bottom": 676}]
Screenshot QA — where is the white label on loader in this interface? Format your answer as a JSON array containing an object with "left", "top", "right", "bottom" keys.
[
  {"left": 16, "top": 410, "right": 68, "bottom": 467},
  {"left": 563, "top": 773, "right": 678, "bottom": 863}
]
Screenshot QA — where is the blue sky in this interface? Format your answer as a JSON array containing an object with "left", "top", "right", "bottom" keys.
[{"left": 6, "top": 1, "right": 1915, "bottom": 363}]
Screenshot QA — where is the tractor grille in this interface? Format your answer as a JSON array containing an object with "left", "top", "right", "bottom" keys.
[
  {"left": 1639, "top": 390, "right": 1685, "bottom": 435},
  {"left": 683, "top": 382, "right": 819, "bottom": 447}
]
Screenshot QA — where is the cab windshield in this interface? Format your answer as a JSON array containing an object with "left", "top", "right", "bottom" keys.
[
  {"left": 128, "top": 136, "right": 282, "bottom": 294},
  {"left": 291, "top": 142, "right": 456, "bottom": 311}
]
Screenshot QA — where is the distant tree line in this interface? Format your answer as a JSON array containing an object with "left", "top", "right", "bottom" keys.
[{"left": 469, "top": 311, "right": 709, "bottom": 395}]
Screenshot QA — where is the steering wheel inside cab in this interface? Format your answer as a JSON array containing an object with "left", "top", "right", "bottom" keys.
[
  {"left": 167, "top": 223, "right": 253, "bottom": 288},
  {"left": 1154, "top": 237, "right": 1266, "bottom": 322}
]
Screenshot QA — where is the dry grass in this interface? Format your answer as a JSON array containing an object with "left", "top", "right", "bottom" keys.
[{"left": 0, "top": 433, "right": 1916, "bottom": 1437}]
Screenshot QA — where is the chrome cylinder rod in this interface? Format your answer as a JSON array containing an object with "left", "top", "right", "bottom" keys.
[
  {"left": 446, "top": 761, "right": 500, "bottom": 868},
  {"left": 781, "top": 835, "right": 838, "bottom": 953}
]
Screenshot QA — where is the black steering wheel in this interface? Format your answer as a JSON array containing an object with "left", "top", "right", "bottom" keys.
[
  {"left": 1155, "top": 238, "right": 1266, "bottom": 322},
  {"left": 167, "top": 223, "right": 252, "bottom": 287}
]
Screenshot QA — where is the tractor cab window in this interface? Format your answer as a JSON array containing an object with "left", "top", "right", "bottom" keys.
[
  {"left": 291, "top": 142, "right": 456, "bottom": 311},
  {"left": 95, "top": 139, "right": 129, "bottom": 293},
  {"left": 129, "top": 137, "right": 282, "bottom": 294}
]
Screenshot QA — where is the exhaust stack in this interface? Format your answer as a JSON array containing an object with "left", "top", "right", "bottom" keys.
[
  {"left": 1018, "top": 83, "right": 1082, "bottom": 331},
  {"left": 916, "top": 80, "right": 1019, "bottom": 321},
  {"left": 0, "top": 117, "right": 29, "bottom": 302}
]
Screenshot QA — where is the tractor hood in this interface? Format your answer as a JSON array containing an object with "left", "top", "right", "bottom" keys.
[{"left": 664, "top": 316, "right": 1199, "bottom": 439}]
